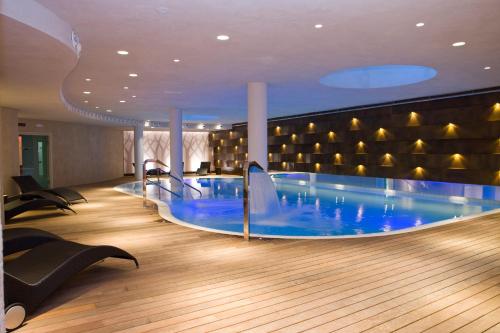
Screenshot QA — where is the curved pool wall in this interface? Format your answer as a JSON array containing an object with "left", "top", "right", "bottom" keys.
[{"left": 115, "top": 173, "right": 500, "bottom": 239}]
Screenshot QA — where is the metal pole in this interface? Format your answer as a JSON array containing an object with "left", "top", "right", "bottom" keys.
[
  {"left": 243, "top": 162, "right": 250, "bottom": 240},
  {"left": 142, "top": 160, "right": 148, "bottom": 207}
]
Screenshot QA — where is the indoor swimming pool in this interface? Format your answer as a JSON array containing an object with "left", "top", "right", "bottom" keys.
[{"left": 116, "top": 173, "right": 500, "bottom": 238}]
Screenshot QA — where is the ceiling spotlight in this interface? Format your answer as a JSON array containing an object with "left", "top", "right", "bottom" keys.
[
  {"left": 484, "top": 66, "right": 491, "bottom": 70},
  {"left": 95, "top": 106, "right": 100, "bottom": 109},
  {"left": 132, "top": 95, "right": 137, "bottom": 98},
  {"left": 173, "top": 59, "right": 181, "bottom": 62},
  {"left": 119, "top": 100, "right": 126, "bottom": 103},
  {"left": 84, "top": 100, "right": 89, "bottom": 103},
  {"left": 314, "top": 24, "right": 323, "bottom": 29},
  {"left": 197, "top": 123, "right": 205, "bottom": 129},
  {"left": 216, "top": 35, "right": 230, "bottom": 41},
  {"left": 416, "top": 22, "right": 425, "bottom": 27},
  {"left": 128, "top": 73, "right": 138, "bottom": 77},
  {"left": 83, "top": 91, "right": 91, "bottom": 94},
  {"left": 85, "top": 78, "right": 91, "bottom": 82},
  {"left": 123, "top": 86, "right": 129, "bottom": 89},
  {"left": 117, "top": 50, "right": 129, "bottom": 55},
  {"left": 452, "top": 41, "right": 466, "bottom": 47},
  {"left": 106, "top": 109, "right": 112, "bottom": 113}
]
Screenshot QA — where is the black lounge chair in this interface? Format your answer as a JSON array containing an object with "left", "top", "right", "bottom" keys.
[
  {"left": 196, "top": 161, "right": 211, "bottom": 176},
  {"left": 3, "top": 231, "right": 139, "bottom": 330},
  {"left": 12, "top": 175, "right": 87, "bottom": 204},
  {"left": 3, "top": 228, "right": 62, "bottom": 256},
  {"left": 146, "top": 167, "right": 169, "bottom": 176},
  {"left": 4, "top": 191, "right": 75, "bottom": 222}
]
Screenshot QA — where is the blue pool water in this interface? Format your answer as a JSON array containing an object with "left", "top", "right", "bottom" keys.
[{"left": 116, "top": 173, "right": 500, "bottom": 238}]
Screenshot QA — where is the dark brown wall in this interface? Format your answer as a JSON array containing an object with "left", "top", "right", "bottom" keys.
[{"left": 209, "top": 90, "right": 500, "bottom": 185}]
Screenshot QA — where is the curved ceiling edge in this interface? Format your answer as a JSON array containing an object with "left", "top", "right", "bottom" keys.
[
  {"left": 1, "top": 0, "right": 80, "bottom": 55},
  {"left": 59, "top": 89, "right": 141, "bottom": 126}
]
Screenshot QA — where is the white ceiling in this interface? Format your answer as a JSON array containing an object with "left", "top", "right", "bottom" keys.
[{"left": 2, "top": 0, "right": 500, "bottom": 125}]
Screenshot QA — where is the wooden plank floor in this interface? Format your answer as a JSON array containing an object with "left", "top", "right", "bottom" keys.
[{"left": 5, "top": 177, "right": 500, "bottom": 333}]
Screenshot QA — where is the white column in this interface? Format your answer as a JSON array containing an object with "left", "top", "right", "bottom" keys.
[
  {"left": 247, "top": 82, "right": 268, "bottom": 170},
  {"left": 169, "top": 108, "right": 183, "bottom": 178},
  {"left": 0, "top": 109, "right": 5, "bottom": 332},
  {"left": 134, "top": 124, "right": 144, "bottom": 180}
]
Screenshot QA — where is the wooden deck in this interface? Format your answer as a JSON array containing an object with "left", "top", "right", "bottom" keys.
[{"left": 6, "top": 178, "right": 500, "bottom": 333}]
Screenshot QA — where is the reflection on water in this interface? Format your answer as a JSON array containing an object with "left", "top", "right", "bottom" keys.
[{"left": 116, "top": 176, "right": 500, "bottom": 237}]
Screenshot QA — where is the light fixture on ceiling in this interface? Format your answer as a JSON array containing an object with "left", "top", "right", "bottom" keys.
[
  {"left": 216, "top": 124, "right": 223, "bottom": 129},
  {"left": 314, "top": 24, "right": 323, "bottom": 29},
  {"left": 117, "top": 50, "right": 129, "bottom": 55},
  {"left": 173, "top": 59, "right": 180, "bottom": 62},
  {"left": 85, "top": 78, "right": 91, "bottom": 82},
  {"left": 128, "top": 73, "right": 138, "bottom": 77},
  {"left": 132, "top": 95, "right": 137, "bottom": 98},
  {"left": 84, "top": 100, "right": 88, "bottom": 103},
  {"left": 123, "top": 86, "right": 129, "bottom": 89},
  {"left": 197, "top": 123, "right": 205, "bottom": 129},
  {"left": 83, "top": 91, "right": 91, "bottom": 94},
  {"left": 106, "top": 109, "right": 112, "bottom": 113},
  {"left": 119, "top": 100, "right": 126, "bottom": 103},
  {"left": 95, "top": 106, "right": 100, "bottom": 109},
  {"left": 416, "top": 22, "right": 425, "bottom": 27},
  {"left": 484, "top": 66, "right": 491, "bottom": 70},
  {"left": 452, "top": 41, "right": 466, "bottom": 47},
  {"left": 216, "top": 35, "right": 230, "bottom": 41}
]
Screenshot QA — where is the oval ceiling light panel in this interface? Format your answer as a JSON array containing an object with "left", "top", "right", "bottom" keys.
[{"left": 320, "top": 65, "right": 437, "bottom": 89}]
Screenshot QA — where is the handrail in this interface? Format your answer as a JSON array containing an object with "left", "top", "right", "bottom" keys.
[
  {"left": 169, "top": 172, "right": 202, "bottom": 197},
  {"left": 243, "top": 161, "right": 265, "bottom": 241},
  {"left": 143, "top": 159, "right": 170, "bottom": 207}
]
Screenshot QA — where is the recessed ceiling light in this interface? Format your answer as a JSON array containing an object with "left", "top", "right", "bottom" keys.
[
  {"left": 120, "top": 100, "right": 126, "bottom": 103},
  {"left": 123, "top": 86, "right": 129, "bottom": 89},
  {"left": 84, "top": 100, "right": 88, "bottom": 103},
  {"left": 416, "top": 22, "right": 425, "bottom": 27},
  {"left": 106, "top": 109, "right": 112, "bottom": 113},
  {"left": 132, "top": 95, "right": 137, "bottom": 98},
  {"left": 197, "top": 123, "right": 205, "bottom": 129},
  {"left": 95, "top": 106, "right": 100, "bottom": 109},
  {"left": 117, "top": 50, "right": 129, "bottom": 55},
  {"left": 128, "top": 73, "right": 138, "bottom": 77},
  {"left": 173, "top": 59, "right": 181, "bottom": 62},
  {"left": 314, "top": 24, "right": 323, "bottom": 29},
  {"left": 83, "top": 91, "right": 91, "bottom": 94},
  {"left": 452, "top": 41, "right": 466, "bottom": 47},
  {"left": 85, "top": 78, "right": 91, "bottom": 82},
  {"left": 484, "top": 66, "right": 491, "bottom": 70},
  {"left": 216, "top": 35, "right": 230, "bottom": 41}
]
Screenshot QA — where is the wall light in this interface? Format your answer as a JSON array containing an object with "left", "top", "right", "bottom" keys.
[
  {"left": 234, "top": 145, "right": 238, "bottom": 151},
  {"left": 328, "top": 131, "right": 336, "bottom": 142},
  {"left": 308, "top": 122, "right": 315, "bottom": 131},
  {"left": 297, "top": 153, "right": 303, "bottom": 162},
  {"left": 350, "top": 118, "right": 360, "bottom": 130},
  {"left": 356, "top": 141, "right": 366, "bottom": 154},
  {"left": 291, "top": 133, "right": 297, "bottom": 142},
  {"left": 489, "top": 103, "right": 500, "bottom": 121},
  {"left": 334, "top": 153, "right": 343, "bottom": 165},
  {"left": 144, "top": 121, "right": 150, "bottom": 127},
  {"left": 376, "top": 128, "right": 388, "bottom": 141},
  {"left": 381, "top": 153, "right": 394, "bottom": 167},
  {"left": 413, "top": 139, "right": 425, "bottom": 154},
  {"left": 314, "top": 163, "right": 321, "bottom": 172},
  {"left": 282, "top": 161, "right": 287, "bottom": 169},
  {"left": 282, "top": 144, "right": 287, "bottom": 152},
  {"left": 355, "top": 165, "right": 366, "bottom": 176},
  {"left": 408, "top": 111, "right": 420, "bottom": 126},
  {"left": 314, "top": 142, "right": 321, "bottom": 153},
  {"left": 444, "top": 123, "right": 458, "bottom": 138},
  {"left": 494, "top": 170, "right": 500, "bottom": 185},
  {"left": 275, "top": 126, "right": 281, "bottom": 135},
  {"left": 413, "top": 166, "right": 425, "bottom": 179},
  {"left": 240, "top": 138, "right": 244, "bottom": 144},
  {"left": 449, "top": 153, "right": 465, "bottom": 169}
]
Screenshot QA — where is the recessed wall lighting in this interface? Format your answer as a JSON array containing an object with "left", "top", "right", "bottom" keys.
[
  {"left": 83, "top": 91, "right": 91, "bottom": 94},
  {"left": 452, "top": 41, "right": 466, "bottom": 47},
  {"left": 216, "top": 35, "right": 230, "bottom": 41},
  {"left": 119, "top": 100, "right": 126, "bottom": 103},
  {"left": 85, "top": 78, "right": 91, "bottom": 82},
  {"left": 484, "top": 66, "right": 491, "bottom": 70},
  {"left": 314, "top": 24, "right": 323, "bottom": 29},
  {"left": 123, "top": 86, "right": 129, "bottom": 90},
  {"left": 128, "top": 73, "right": 138, "bottom": 77},
  {"left": 173, "top": 59, "right": 181, "bottom": 62},
  {"left": 106, "top": 109, "right": 112, "bottom": 113},
  {"left": 117, "top": 50, "right": 129, "bottom": 55},
  {"left": 416, "top": 22, "right": 425, "bottom": 27}
]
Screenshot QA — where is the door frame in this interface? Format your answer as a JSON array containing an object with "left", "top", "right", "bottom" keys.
[{"left": 19, "top": 132, "right": 54, "bottom": 188}]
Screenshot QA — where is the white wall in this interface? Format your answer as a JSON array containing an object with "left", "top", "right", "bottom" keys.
[{"left": 124, "top": 131, "right": 210, "bottom": 173}]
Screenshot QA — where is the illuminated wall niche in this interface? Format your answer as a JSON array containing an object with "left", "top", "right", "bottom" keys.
[
  {"left": 356, "top": 141, "right": 367, "bottom": 154},
  {"left": 380, "top": 153, "right": 394, "bottom": 167},
  {"left": 449, "top": 153, "right": 466, "bottom": 169},
  {"left": 407, "top": 111, "right": 421, "bottom": 126},
  {"left": 375, "top": 128, "right": 388, "bottom": 141},
  {"left": 413, "top": 166, "right": 425, "bottom": 179},
  {"left": 355, "top": 164, "right": 366, "bottom": 176},
  {"left": 314, "top": 142, "right": 321, "bottom": 153},
  {"left": 333, "top": 153, "right": 343, "bottom": 165},
  {"left": 327, "top": 131, "right": 336, "bottom": 142},
  {"left": 488, "top": 103, "right": 500, "bottom": 121},
  {"left": 443, "top": 123, "right": 459, "bottom": 139},
  {"left": 350, "top": 117, "right": 360, "bottom": 130},
  {"left": 314, "top": 163, "right": 321, "bottom": 172},
  {"left": 412, "top": 139, "right": 425, "bottom": 154}
]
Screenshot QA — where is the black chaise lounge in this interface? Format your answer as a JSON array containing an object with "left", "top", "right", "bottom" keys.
[
  {"left": 3, "top": 228, "right": 139, "bottom": 331},
  {"left": 4, "top": 191, "right": 75, "bottom": 222},
  {"left": 3, "top": 227, "right": 62, "bottom": 256},
  {"left": 196, "top": 161, "right": 211, "bottom": 176},
  {"left": 12, "top": 175, "right": 87, "bottom": 204}
]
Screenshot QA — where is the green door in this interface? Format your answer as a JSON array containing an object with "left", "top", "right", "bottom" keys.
[{"left": 21, "top": 135, "right": 50, "bottom": 188}]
